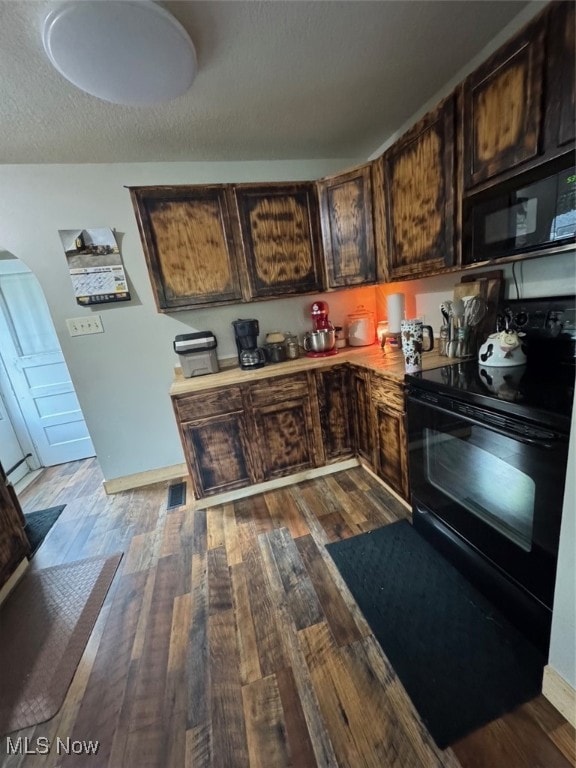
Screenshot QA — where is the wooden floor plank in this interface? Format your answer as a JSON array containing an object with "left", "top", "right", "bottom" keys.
[
  {"left": 242, "top": 674, "right": 291, "bottom": 768},
  {"left": 230, "top": 562, "right": 263, "bottom": 685},
  {"left": 209, "top": 609, "right": 249, "bottom": 768},
  {"left": 1, "top": 460, "right": 571, "bottom": 768},
  {"left": 263, "top": 527, "right": 324, "bottom": 631},
  {"left": 295, "top": 534, "right": 367, "bottom": 647}
]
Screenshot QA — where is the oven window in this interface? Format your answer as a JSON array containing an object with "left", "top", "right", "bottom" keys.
[{"left": 424, "top": 427, "right": 535, "bottom": 552}]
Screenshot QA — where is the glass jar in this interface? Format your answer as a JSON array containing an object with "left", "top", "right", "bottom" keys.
[
  {"left": 334, "top": 326, "right": 347, "bottom": 348},
  {"left": 285, "top": 332, "right": 300, "bottom": 359},
  {"left": 346, "top": 305, "right": 376, "bottom": 346}
]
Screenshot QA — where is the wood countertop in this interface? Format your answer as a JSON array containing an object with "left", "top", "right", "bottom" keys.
[{"left": 170, "top": 344, "right": 456, "bottom": 395}]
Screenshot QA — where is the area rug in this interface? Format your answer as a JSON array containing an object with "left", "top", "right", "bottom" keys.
[
  {"left": 23, "top": 505, "right": 66, "bottom": 556},
  {"left": 0, "top": 553, "right": 123, "bottom": 737},
  {"left": 326, "top": 520, "right": 545, "bottom": 748}
]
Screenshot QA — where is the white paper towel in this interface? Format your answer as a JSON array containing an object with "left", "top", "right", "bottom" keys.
[{"left": 386, "top": 293, "right": 405, "bottom": 333}]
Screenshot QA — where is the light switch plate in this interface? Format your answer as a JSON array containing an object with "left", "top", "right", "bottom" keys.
[{"left": 66, "top": 315, "right": 104, "bottom": 336}]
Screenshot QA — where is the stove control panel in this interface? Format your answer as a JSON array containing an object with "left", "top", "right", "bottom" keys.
[{"left": 499, "top": 296, "right": 575, "bottom": 340}]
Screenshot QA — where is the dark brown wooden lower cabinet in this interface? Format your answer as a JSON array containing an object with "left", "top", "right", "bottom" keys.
[
  {"left": 370, "top": 373, "right": 409, "bottom": 501},
  {"left": 173, "top": 365, "right": 410, "bottom": 500},
  {"left": 373, "top": 403, "right": 409, "bottom": 501},
  {"left": 349, "top": 368, "right": 373, "bottom": 466},
  {"left": 248, "top": 373, "right": 318, "bottom": 481},
  {"left": 315, "top": 366, "right": 353, "bottom": 461},
  {"left": 180, "top": 412, "right": 255, "bottom": 497}
]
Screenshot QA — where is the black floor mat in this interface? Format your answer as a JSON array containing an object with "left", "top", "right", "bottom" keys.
[
  {"left": 23, "top": 505, "right": 66, "bottom": 556},
  {"left": 167, "top": 481, "right": 186, "bottom": 509},
  {"left": 326, "top": 520, "right": 545, "bottom": 749}
]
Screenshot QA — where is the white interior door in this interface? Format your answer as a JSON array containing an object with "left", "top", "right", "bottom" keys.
[{"left": 0, "top": 260, "right": 95, "bottom": 466}]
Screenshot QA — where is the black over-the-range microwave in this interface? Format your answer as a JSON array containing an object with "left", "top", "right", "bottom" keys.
[{"left": 463, "top": 157, "right": 576, "bottom": 264}]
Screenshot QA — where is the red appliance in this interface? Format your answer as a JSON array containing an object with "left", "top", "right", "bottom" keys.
[
  {"left": 305, "top": 301, "right": 338, "bottom": 358},
  {"left": 310, "top": 300, "right": 332, "bottom": 331}
]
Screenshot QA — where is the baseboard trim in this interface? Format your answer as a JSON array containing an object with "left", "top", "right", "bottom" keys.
[
  {"left": 542, "top": 664, "right": 576, "bottom": 727},
  {"left": 358, "top": 460, "right": 412, "bottom": 512},
  {"left": 0, "top": 558, "right": 29, "bottom": 607},
  {"left": 103, "top": 463, "right": 188, "bottom": 494},
  {"left": 193, "top": 458, "right": 360, "bottom": 509}
]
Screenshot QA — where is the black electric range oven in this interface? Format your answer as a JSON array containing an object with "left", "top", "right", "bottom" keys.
[{"left": 405, "top": 296, "right": 575, "bottom": 653}]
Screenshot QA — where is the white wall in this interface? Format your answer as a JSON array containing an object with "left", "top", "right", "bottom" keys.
[
  {"left": 549, "top": 406, "right": 576, "bottom": 689},
  {"left": 0, "top": 159, "right": 363, "bottom": 481}
]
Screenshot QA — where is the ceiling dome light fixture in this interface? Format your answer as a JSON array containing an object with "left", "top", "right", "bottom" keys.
[{"left": 42, "top": 1, "right": 197, "bottom": 106}]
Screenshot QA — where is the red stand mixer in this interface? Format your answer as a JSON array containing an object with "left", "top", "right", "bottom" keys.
[{"left": 303, "top": 301, "right": 338, "bottom": 357}]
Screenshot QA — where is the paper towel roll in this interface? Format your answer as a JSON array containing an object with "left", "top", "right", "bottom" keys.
[{"left": 386, "top": 293, "right": 405, "bottom": 333}]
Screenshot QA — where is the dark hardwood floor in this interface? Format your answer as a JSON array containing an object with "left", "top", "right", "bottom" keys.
[{"left": 1, "top": 458, "right": 574, "bottom": 767}]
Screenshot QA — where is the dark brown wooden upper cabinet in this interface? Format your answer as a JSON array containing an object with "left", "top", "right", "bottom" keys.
[
  {"left": 129, "top": 185, "right": 245, "bottom": 312},
  {"left": 545, "top": 1, "right": 575, "bottom": 151},
  {"left": 379, "top": 95, "right": 456, "bottom": 280},
  {"left": 231, "top": 182, "right": 324, "bottom": 299},
  {"left": 317, "top": 163, "right": 377, "bottom": 287},
  {"left": 463, "top": 13, "right": 546, "bottom": 189}
]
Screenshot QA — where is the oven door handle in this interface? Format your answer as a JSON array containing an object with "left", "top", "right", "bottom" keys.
[
  {"left": 486, "top": 426, "right": 556, "bottom": 449},
  {"left": 409, "top": 395, "right": 563, "bottom": 450}
]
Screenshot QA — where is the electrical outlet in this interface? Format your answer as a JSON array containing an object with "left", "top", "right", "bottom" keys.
[{"left": 66, "top": 315, "right": 104, "bottom": 336}]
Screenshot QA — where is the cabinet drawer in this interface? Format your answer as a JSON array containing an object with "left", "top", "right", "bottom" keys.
[
  {"left": 248, "top": 373, "right": 309, "bottom": 407},
  {"left": 174, "top": 386, "right": 243, "bottom": 421},
  {"left": 370, "top": 375, "right": 405, "bottom": 413}
]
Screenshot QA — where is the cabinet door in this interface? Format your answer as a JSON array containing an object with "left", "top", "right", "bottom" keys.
[
  {"left": 180, "top": 412, "right": 255, "bottom": 498},
  {"left": 248, "top": 374, "right": 317, "bottom": 480},
  {"left": 349, "top": 368, "right": 373, "bottom": 466},
  {"left": 315, "top": 366, "right": 352, "bottom": 461},
  {"left": 129, "top": 185, "right": 244, "bottom": 311},
  {"left": 382, "top": 95, "right": 456, "bottom": 280},
  {"left": 545, "top": 1, "right": 575, "bottom": 151},
  {"left": 1, "top": 462, "right": 30, "bottom": 590},
  {"left": 232, "top": 183, "right": 324, "bottom": 299},
  {"left": 373, "top": 404, "right": 409, "bottom": 501},
  {"left": 463, "top": 15, "right": 546, "bottom": 188},
  {"left": 318, "top": 164, "right": 376, "bottom": 287}
]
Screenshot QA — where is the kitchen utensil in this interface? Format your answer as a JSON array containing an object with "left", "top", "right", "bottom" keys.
[
  {"left": 440, "top": 300, "right": 452, "bottom": 325},
  {"left": 347, "top": 306, "right": 375, "bottom": 346},
  {"left": 439, "top": 325, "right": 449, "bottom": 356},
  {"left": 303, "top": 329, "right": 336, "bottom": 353},
  {"left": 464, "top": 295, "right": 487, "bottom": 327},
  {"left": 447, "top": 339, "right": 458, "bottom": 358},
  {"left": 440, "top": 300, "right": 453, "bottom": 347},
  {"left": 451, "top": 298, "right": 465, "bottom": 328}
]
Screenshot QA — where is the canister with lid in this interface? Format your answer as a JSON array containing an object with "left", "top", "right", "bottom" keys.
[
  {"left": 285, "top": 332, "right": 300, "bottom": 359},
  {"left": 346, "top": 306, "right": 376, "bottom": 346}
]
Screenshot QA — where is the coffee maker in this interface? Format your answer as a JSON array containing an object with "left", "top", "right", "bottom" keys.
[{"left": 232, "top": 319, "right": 266, "bottom": 370}]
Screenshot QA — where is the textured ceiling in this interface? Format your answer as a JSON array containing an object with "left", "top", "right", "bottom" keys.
[{"left": 0, "top": 0, "right": 538, "bottom": 165}]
